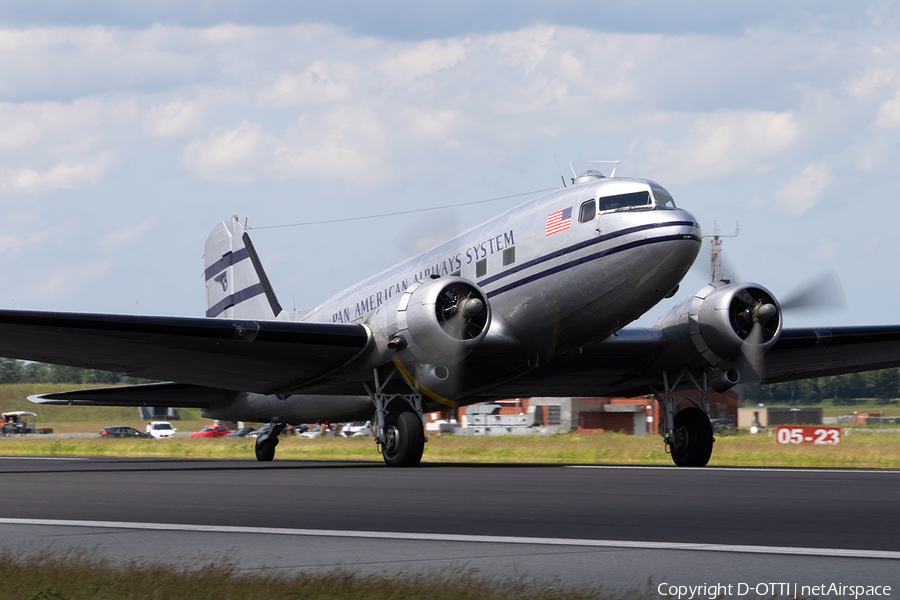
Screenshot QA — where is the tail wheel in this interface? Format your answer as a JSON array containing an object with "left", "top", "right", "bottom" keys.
[
  {"left": 382, "top": 410, "right": 425, "bottom": 468},
  {"left": 255, "top": 436, "right": 277, "bottom": 462},
  {"left": 670, "top": 407, "right": 713, "bottom": 467}
]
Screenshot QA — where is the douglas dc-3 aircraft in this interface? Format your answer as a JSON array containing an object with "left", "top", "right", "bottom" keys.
[{"left": 3, "top": 169, "right": 900, "bottom": 467}]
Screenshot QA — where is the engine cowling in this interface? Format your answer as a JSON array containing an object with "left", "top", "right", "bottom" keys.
[
  {"left": 366, "top": 276, "right": 491, "bottom": 391},
  {"left": 654, "top": 282, "right": 782, "bottom": 387}
]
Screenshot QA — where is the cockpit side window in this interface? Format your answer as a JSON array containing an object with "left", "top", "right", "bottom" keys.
[
  {"left": 578, "top": 200, "right": 596, "bottom": 223},
  {"left": 597, "top": 191, "right": 651, "bottom": 212},
  {"left": 653, "top": 189, "right": 676, "bottom": 209}
]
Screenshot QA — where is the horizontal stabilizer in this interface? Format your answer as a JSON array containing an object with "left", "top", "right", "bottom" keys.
[{"left": 29, "top": 382, "right": 242, "bottom": 408}]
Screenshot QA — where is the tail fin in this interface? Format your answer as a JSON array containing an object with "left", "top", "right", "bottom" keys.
[{"left": 204, "top": 215, "right": 283, "bottom": 320}]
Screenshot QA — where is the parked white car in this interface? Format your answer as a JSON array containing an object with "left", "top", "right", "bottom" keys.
[
  {"left": 146, "top": 421, "right": 177, "bottom": 439},
  {"left": 301, "top": 424, "right": 336, "bottom": 438},
  {"left": 341, "top": 421, "right": 373, "bottom": 437}
]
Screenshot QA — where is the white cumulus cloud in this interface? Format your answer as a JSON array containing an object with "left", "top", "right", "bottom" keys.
[
  {"left": 0, "top": 151, "right": 114, "bottom": 195},
  {"left": 96, "top": 217, "right": 159, "bottom": 249},
  {"left": 256, "top": 61, "right": 354, "bottom": 108},
  {"left": 181, "top": 121, "right": 279, "bottom": 184},
  {"left": 774, "top": 162, "right": 832, "bottom": 215},
  {"left": 873, "top": 89, "right": 900, "bottom": 128},
  {"left": 639, "top": 110, "right": 801, "bottom": 184},
  {"left": 143, "top": 99, "right": 205, "bottom": 138}
]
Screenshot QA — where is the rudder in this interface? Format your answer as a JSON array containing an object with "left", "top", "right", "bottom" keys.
[{"left": 204, "top": 215, "right": 283, "bottom": 320}]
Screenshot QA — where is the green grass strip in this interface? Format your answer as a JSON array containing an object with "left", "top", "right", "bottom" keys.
[
  {"left": 4, "top": 430, "right": 900, "bottom": 468},
  {"left": 2, "top": 546, "right": 649, "bottom": 600}
]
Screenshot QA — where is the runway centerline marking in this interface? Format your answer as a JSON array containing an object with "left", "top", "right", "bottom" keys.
[{"left": 2, "top": 518, "right": 899, "bottom": 560}]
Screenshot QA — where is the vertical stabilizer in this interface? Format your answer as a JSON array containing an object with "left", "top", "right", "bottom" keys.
[{"left": 204, "top": 215, "right": 283, "bottom": 320}]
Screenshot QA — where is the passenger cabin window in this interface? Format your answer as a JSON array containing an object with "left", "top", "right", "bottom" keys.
[
  {"left": 502, "top": 246, "right": 516, "bottom": 266},
  {"left": 597, "top": 191, "right": 651, "bottom": 212},
  {"left": 475, "top": 258, "right": 487, "bottom": 278},
  {"left": 578, "top": 200, "right": 596, "bottom": 223}
]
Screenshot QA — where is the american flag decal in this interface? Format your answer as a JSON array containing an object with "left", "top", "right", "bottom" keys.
[{"left": 545, "top": 206, "right": 573, "bottom": 236}]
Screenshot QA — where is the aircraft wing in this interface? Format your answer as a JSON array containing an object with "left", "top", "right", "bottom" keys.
[
  {"left": 757, "top": 325, "right": 900, "bottom": 384},
  {"left": 472, "top": 325, "right": 900, "bottom": 400},
  {"left": 0, "top": 309, "right": 370, "bottom": 395},
  {"left": 4, "top": 307, "right": 900, "bottom": 404}
]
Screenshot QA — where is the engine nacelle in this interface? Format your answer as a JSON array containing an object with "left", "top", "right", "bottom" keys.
[
  {"left": 366, "top": 276, "right": 491, "bottom": 389},
  {"left": 654, "top": 281, "right": 782, "bottom": 379}
]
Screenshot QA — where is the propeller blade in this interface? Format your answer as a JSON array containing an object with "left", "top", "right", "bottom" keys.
[
  {"left": 740, "top": 321, "right": 766, "bottom": 380},
  {"left": 738, "top": 270, "right": 844, "bottom": 381},
  {"left": 780, "top": 269, "right": 846, "bottom": 312}
]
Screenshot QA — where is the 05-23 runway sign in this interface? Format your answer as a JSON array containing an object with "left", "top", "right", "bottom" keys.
[{"left": 776, "top": 425, "right": 841, "bottom": 445}]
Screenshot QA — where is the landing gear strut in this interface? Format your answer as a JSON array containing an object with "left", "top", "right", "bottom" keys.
[
  {"left": 254, "top": 422, "right": 286, "bottom": 462},
  {"left": 364, "top": 366, "right": 426, "bottom": 468},
  {"left": 651, "top": 370, "right": 714, "bottom": 467}
]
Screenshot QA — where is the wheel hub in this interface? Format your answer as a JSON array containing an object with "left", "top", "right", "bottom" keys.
[
  {"left": 383, "top": 425, "right": 400, "bottom": 455},
  {"left": 672, "top": 425, "right": 689, "bottom": 454}
]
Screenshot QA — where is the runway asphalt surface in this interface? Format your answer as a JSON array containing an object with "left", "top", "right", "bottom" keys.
[{"left": 1, "top": 456, "right": 899, "bottom": 595}]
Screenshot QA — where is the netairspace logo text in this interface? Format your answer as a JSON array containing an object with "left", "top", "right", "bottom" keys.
[{"left": 657, "top": 582, "right": 892, "bottom": 599}]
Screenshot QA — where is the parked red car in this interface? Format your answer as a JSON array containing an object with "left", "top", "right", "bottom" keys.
[{"left": 189, "top": 425, "right": 231, "bottom": 438}]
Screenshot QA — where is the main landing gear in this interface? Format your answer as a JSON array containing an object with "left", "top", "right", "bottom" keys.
[
  {"left": 364, "top": 366, "right": 426, "bottom": 468},
  {"left": 652, "top": 370, "right": 714, "bottom": 467}
]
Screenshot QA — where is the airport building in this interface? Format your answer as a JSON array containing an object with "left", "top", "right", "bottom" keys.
[{"left": 429, "top": 388, "right": 740, "bottom": 436}]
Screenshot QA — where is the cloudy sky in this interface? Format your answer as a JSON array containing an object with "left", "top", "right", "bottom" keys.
[{"left": 1, "top": 1, "right": 899, "bottom": 329}]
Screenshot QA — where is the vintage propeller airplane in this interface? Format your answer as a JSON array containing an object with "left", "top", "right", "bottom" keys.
[{"left": 3, "top": 168, "right": 900, "bottom": 467}]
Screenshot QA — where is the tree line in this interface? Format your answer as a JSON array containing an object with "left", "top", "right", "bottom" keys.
[
  {"left": 0, "top": 359, "right": 150, "bottom": 385},
  {"left": 742, "top": 368, "right": 900, "bottom": 405}
]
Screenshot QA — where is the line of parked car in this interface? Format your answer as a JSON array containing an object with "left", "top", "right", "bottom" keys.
[{"left": 96, "top": 421, "right": 374, "bottom": 439}]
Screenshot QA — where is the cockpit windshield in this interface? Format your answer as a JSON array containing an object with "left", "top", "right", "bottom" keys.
[{"left": 597, "top": 191, "right": 652, "bottom": 212}]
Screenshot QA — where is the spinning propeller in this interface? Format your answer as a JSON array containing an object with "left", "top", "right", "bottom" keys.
[
  {"left": 435, "top": 284, "right": 488, "bottom": 341},
  {"left": 739, "top": 270, "right": 846, "bottom": 380}
]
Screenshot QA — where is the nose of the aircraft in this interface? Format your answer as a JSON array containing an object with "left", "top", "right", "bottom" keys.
[{"left": 644, "top": 209, "right": 702, "bottom": 273}]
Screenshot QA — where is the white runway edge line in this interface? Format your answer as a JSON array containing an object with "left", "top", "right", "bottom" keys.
[
  {"left": 0, "top": 457, "right": 85, "bottom": 461},
  {"left": 568, "top": 465, "right": 900, "bottom": 475},
  {"left": 2, "top": 518, "right": 899, "bottom": 560}
]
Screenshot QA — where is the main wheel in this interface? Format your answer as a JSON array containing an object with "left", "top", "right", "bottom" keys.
[
  {"left": 670, "top": 407, "right": 713, "bottom": 467},
  {"left": 255, "top": 436, "right": 277, "bottom": 462},
  {"left": 382, "top": 410, "right": 425, "bottom": 468}
]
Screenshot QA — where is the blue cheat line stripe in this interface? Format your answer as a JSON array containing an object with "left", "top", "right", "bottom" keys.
[
  {"left": 206, "top": 283, "right": 265, "bottom": 318},
  {"left": 480, "top": 220, "right": 696, "bottom": 288},
  {"left": 485, "top": 232, "right": 701, "bottom": 298},
  {"left": 205, "top": 248, "right": 250, "bottom": 281}
]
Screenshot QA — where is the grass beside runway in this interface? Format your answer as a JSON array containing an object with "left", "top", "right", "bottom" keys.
[
  {"left": 3, "top": 430, "right": 900, "bottom": 468},
  {"left": 1, "top": 546, "right": 633, "bottom": 600}
]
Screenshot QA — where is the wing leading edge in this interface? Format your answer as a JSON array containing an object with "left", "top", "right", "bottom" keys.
[
  {"left": 3, "top": 308, "right": 899, "bottom": 405},
  {"left": 470, "top": 325, "right": 900, "bottom": 400},
  {"left": 759, "top": 325, "right": 900, "bottom": 384},
  {"left": 0, "top": 309, "right": 370, "bottom": 395}
]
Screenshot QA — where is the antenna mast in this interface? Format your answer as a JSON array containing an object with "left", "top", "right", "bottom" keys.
[
  {"left": 704, "top": 221, "right": 739, "bottom": 283},
  {"left": 588, "top": 160, "right": 621, "bottom": 178}
]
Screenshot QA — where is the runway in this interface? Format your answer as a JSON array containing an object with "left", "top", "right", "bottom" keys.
[{"left": 1, "top": 456, "right": 899, "bottom": 594}]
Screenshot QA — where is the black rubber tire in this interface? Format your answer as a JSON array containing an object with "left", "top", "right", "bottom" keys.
[
  {"left": 382, "top": 410, "right": 425, "bottom": 468},
  {"left": 670, "top": 407, "right": 713, "bottom": 467},
  {"left": 255, "top": 436, "right": 277, "bottom": 462}
]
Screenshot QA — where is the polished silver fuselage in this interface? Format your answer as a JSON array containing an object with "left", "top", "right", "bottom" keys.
[
  {"left": 204, "top": 175, "right": 703, "bottom": 423},
  {"left": 307, "top": 176, "right": 700, "bottom": 354}
]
